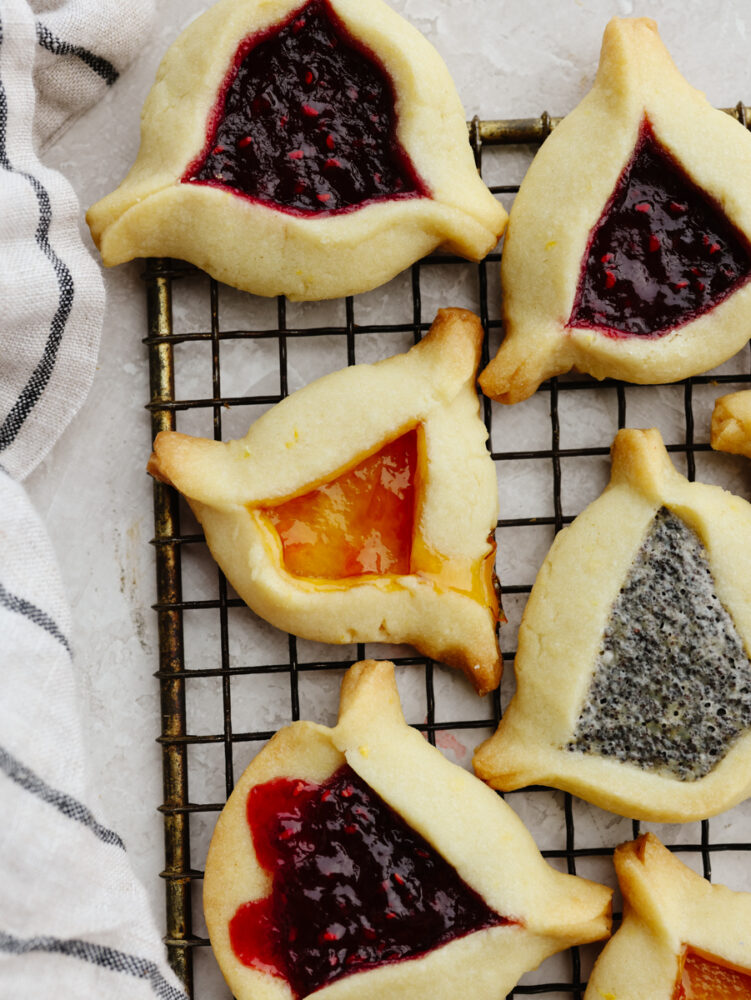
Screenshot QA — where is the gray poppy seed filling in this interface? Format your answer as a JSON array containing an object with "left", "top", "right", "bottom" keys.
[{"left": 568, "top": 507, "right": 751, "bottom": 780}]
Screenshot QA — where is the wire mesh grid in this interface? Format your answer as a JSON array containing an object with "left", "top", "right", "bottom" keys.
[{"left": 144, "top": 111, "right": 751, "bottom": 1000}]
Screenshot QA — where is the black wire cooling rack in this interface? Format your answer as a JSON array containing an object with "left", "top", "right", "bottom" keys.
[{"left": 144, "top": 110, "right": 751, "bottom": 1000}]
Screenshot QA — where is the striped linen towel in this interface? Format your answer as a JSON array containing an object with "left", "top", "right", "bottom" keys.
[{"left": 0, "top": 1, "right": 187, "bottom": 998}]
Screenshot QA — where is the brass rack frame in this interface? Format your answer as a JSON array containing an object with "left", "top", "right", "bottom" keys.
[{"left": 145, "top": 111, "right": 751, "bottom": 999}]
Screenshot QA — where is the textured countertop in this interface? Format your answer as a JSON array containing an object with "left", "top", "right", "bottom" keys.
[{"left": 27, "top": 1, "right": 751, "bottom": 997}]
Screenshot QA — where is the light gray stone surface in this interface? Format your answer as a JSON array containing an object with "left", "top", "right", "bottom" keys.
[{"left": 26, "top": 2, "right": 751, "bottom": 996}]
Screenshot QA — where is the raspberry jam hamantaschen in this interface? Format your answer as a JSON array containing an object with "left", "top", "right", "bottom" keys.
[
  {"left": 229, "top": 765, "right": 511, "bottom": 997},
  {"left": 185, "top": 0, "right": 427, "bottom": 215},
  {"left": 569, "top": 118, "right": 751, "bottom": 337}
]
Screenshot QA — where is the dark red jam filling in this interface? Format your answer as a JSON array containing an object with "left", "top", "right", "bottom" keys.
[
  {"left": 184, "top": 0, "right": 427, "bottom": 215},
  {"left": 229, "top": 765, "right": 510, "bottom": 997},
  {"left": 568, "top": 118, "right": 751, "bottom": 337}
]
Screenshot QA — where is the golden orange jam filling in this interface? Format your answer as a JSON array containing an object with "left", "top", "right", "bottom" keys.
[
  {"left": 263, "top": 430, "right": 417, "bottom": 579},
  {"left": 412, "top": 533, "right": 500, "bottom": 618},
  {"left": 674, "top": 948, "right": 751, "bottom": 999}
]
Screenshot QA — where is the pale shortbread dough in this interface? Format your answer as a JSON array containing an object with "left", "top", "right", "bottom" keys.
[
  {"left": 473, "top": 428, "right": 751, "bottom": 821},
  {"left": 204, "top": 660, "right": 612, "bottom": 1000},
  {"left": 481, "top": 18, "right": 751, "bottom": 403},
  {"left": 148, "top": 308, "right": 502, "bottom": 693},
  {"left": 86, "top": 0, "right": 506, "bottom": 300},
  {"left": 712, "top": 390, "right": 751, "bottom": 458},
  {"left": 586, "top": 834, "right": 751, "bottom": 1000}
]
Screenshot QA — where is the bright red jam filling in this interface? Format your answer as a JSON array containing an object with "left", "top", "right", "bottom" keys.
[
  {"left": 263, "top": 430, "right": 416, "bottom": 579},
  {"left": 184, "top": 0, "right": 426, "bottom": 215},
  {"left": 569, "top": 118, "right": 751, "bottom": 337},
  {"left": 674, "top": 947, "right": 751, "bottom": 999},
  {"left": 229, "top": 765, "right": 510, "bottom": 997}
]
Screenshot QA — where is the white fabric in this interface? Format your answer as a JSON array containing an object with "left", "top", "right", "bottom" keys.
[
  {"left": 33, "top": 0, "right": 154, "bottom": 149},
  {"left": 0, "top": 0, "right": 187, "bottom": 997}
]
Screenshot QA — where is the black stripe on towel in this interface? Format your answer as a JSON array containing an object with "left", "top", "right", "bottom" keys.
[
  {"left": 36, "top": 22, "right": 119, "bottom": 86},
  {"left": 0, "top": 16, "right": 75, "bottom": 454},
  {"left": 0, "top": 581, "right": 71, "bottom": 655},
  {"left": 0, "top": 745, "right": 125, "bottom": 850},
  {"left": 0, "top": 932, "right": 187, "bottom": 1000}
]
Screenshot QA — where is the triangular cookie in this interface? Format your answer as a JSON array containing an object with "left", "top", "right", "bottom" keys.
[
  {"left": 586, "top": 834, "right": 751, "bottom": 1000},
  {"left": 712, "top": 390, "right": 751, "bottom": 459},
  {"left": 204, "top": 660, "right": 612, "bottom": 1000},
  {"left": 86, "top": 0, "right": 506, "bottom": 300},
  {"left": 480, "top": 18, "right": 751, "bottom": 403},
  {"left": 148, "top": 308, "right": 501, "bottom": 693},
  {"left": 473, "top": 428, "right": 751, "bottom": 820}
]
